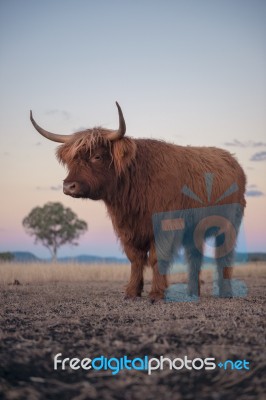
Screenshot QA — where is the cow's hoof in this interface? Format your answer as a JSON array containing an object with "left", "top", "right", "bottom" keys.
[
  {"left": 219, "top": 281, "right": 233, "bottom": 298},
  {"left": 187, "top": 290, "right": 199, "bottom": 297},
  {"left": 124, "top": 294, "right": 142, "bottom": 301},
  {"left": 148, "top": 292, "right": 164, "bottom": 303},
  {"left": 219, "top": 290, "right": 233, "bottom": 298}
]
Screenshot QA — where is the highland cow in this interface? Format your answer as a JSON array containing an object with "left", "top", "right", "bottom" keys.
[{"left": 30, "top": 102, "right": 246, "bottom": 301}]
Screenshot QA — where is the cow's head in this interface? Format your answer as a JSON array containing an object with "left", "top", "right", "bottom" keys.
[{"left": 30, "top": 102, "right": 136, "bottom": 200}]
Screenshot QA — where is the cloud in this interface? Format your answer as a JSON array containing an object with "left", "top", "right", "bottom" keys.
[
  {"left": 224, "top": 139, "right": 266, "bottom": 148},
  {"left": 250, "top": 151, "right": 266, "bottom": 161},
  {"left": 46, "top": 109, "right": 70, "bottom": 120},
  {"left": 36, "top": 185, "right": 62, "bottom": 191},
  {"left": 36, "top": 186, "right": 48, "bottom": 191},
  {"left": 245, "top": 184, "right": 264, "bottom": 197},
  {"left": 50, "top": 185, "right": 62, "bottom": 191},
  {"left": 247, "top": 184, "right": 257, "bottom": 189},
  {"left": 246, "top": 190, "right": 264, "bottom": 197},
  {"left": 224, "top": 139, "right": 246, "bottom": 147}
]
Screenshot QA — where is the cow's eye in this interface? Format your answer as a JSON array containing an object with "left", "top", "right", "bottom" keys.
[{"left": 93, "top": 154, "right": 102, "bottom": 161}]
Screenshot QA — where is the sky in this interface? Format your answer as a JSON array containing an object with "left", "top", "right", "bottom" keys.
[{"left": 0, "top": 0, "right": 265, "bottom": 258}]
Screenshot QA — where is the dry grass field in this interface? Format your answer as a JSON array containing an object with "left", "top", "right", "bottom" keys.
[
  {"left": 0, "top": 262, "right": 133, "bottom": 285},
  {"left": 1, "top": 262, "right": 265, "bottom": 399},
  {"left": 0, "top": 261, "right": 264, "bottom": 285}
]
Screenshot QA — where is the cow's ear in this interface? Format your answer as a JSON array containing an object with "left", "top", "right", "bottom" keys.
[{"left": 112, "top": 138, "right": 137, "bottom": 175}]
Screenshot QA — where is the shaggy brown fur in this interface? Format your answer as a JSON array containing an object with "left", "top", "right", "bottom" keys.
[
  {"left": 32, "top": 105, "right": 246, "bottom": 301},
  {"left": 55, "top": 129, "right": 246, "bottom": 301}
]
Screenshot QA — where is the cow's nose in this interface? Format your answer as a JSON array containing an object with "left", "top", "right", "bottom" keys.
[{"left": 63, "top": 181, "right": 78, "bottom": 195}]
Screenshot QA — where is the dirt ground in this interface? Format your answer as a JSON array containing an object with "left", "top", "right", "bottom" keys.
[{"left": 1, "top": 269, "right": 265, "bottom": 400}]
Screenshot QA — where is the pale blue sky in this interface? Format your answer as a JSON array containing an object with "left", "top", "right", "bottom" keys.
[{"left": 0, "top": 0, "right": 265, "bottom": 258}]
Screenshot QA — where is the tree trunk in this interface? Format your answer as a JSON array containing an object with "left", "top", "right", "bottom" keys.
[{"left": 52, "top": 248, "right": 57, "bottom": 262}]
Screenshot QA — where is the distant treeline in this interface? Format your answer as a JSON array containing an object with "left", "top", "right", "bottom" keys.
[
  {"left": 0, "top": 251, "right": 128, "bottom": 264},
  {"left": 0, "top": 251, "right": 266, "bottom": 263},
  {"left": 0, "top": 252, "right": 14, "bottom": 261},
  {"left": 248, "top": 253, "right": 266, "bottom": 262}
]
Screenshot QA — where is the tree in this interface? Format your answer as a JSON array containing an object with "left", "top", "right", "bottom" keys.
[
  {"left": 0, "top": 252, "right": 14, "bottom": 262},
  {"left": 23, "top": 202, "right": 87, "bottom": 261}
]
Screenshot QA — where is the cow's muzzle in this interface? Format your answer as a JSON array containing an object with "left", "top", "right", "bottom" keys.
[{"left": 63, "top": 181, "right": 81, "bottom": 197}]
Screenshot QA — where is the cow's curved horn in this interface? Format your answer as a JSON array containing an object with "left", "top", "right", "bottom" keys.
[
  {"left": 30, "top": 111, "right": 73, "bottom": 143},
  {"left": 105, "top": 102, "right": 126, "bottom": 141}
]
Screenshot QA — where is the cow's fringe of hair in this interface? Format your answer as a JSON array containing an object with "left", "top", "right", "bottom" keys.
[
  {"left": 56, "top": 128, "right": 137, "bottom": 176},
  {"left": 56, "top": 128, "right": 110, "bottom": 164}
]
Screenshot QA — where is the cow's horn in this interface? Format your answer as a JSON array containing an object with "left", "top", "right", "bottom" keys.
[
  {"left": 105, "top": 102, "right": 126, "bottom": 141},
  {"left": 30, "top": 111, "right": 73, "bottom": 143}
]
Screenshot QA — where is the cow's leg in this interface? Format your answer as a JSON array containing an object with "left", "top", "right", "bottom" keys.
[
  {"left": 185, "top": 245, "right": 203, "bottom": 297},
  {"left": 216, "top": 248, "right": 234, "bottom": 297},
  {"left": 148, "top": 243, "right": 168, "bottom": 302},
  {"left": 124, "top": 245, "right": 147, "bottom": 299},
  {"left": 215, "top": 219, "right": 237, "bottom": 297},
  {"left": 216, "top": 209, "right": 242, "bottom": 297}
]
